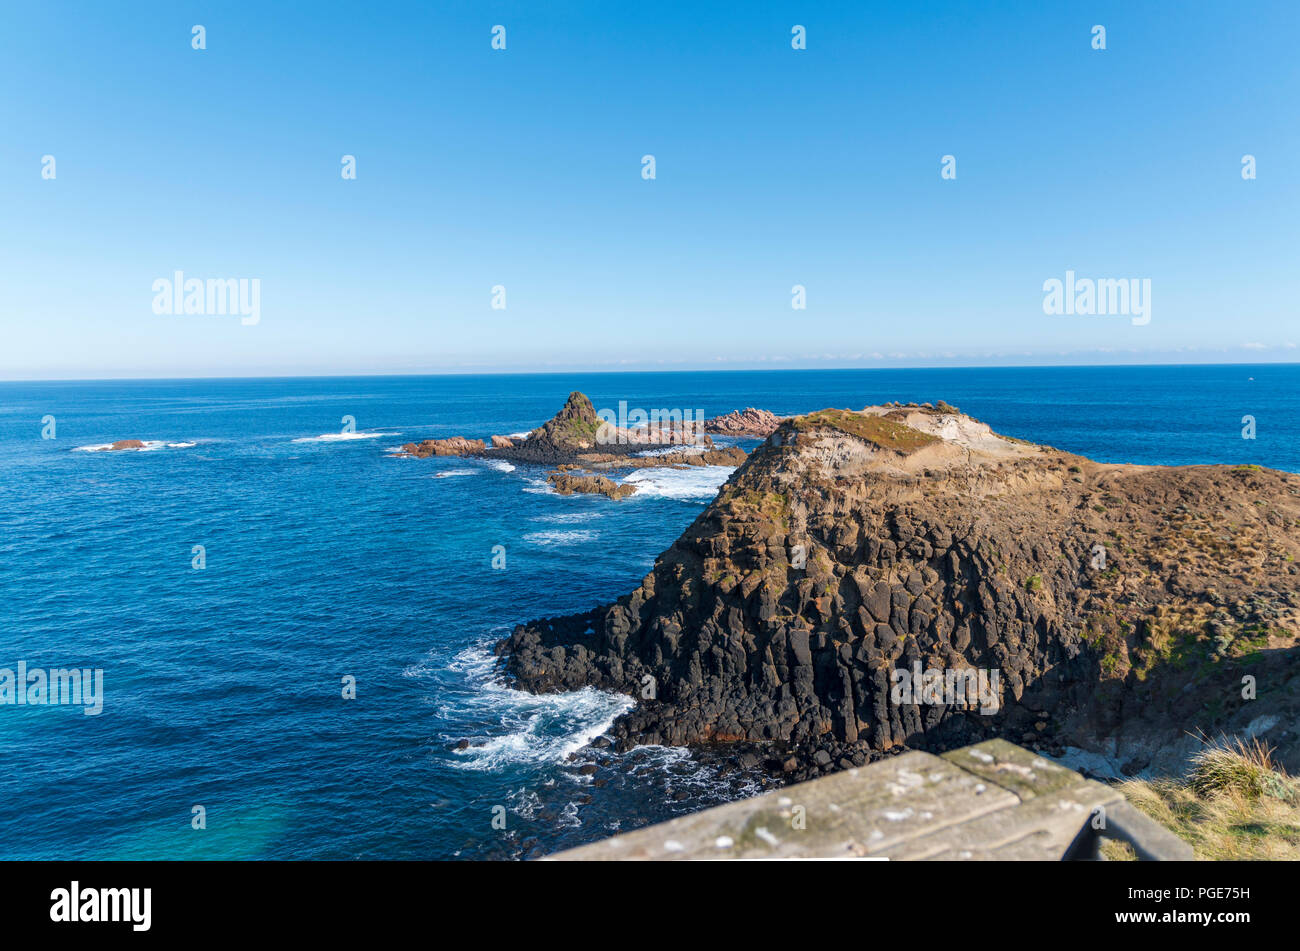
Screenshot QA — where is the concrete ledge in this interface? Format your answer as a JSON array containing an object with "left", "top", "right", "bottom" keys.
[{"left": 547, "top": 740, "right": 1189, "bottom": 861}]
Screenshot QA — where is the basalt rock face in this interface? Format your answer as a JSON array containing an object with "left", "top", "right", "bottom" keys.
[{"left": 499, "top": 404, "right": 1300, "bottom": 777}]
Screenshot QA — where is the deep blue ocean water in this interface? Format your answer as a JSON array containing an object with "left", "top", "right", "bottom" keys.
[{"left": 1, "top": 365, "right": 1297, "bottom": 859}]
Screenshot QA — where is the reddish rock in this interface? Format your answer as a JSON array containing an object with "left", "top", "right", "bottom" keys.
[
  {"left": 704, "top": 408, "right": 785, "bottom": 437},
  {"left": 400, "top": 437, "right": 486, "bottom": 458}
]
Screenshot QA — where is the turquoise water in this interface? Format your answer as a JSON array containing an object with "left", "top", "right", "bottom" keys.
[{"left": 0, "top": 366, "right": 1296, "bottom": 859}]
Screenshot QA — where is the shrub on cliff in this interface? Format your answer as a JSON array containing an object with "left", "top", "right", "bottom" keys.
[{"left": 1107, "top": 737, "right": 1298, "bottom": 860}]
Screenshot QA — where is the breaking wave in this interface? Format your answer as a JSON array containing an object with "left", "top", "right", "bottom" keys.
[
  {"left": 621, "top": 465, "right": 734, "bottom": 501},
  {"left": 446, "top": 646, "right": 633, "bottom": 772}
]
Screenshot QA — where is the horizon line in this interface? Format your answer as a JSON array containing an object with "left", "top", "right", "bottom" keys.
[{"left": 3, "top": 357, "right": 1299, "bottom": 385}]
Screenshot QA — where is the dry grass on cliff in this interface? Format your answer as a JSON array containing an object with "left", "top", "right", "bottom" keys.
[
  {"left": 1103, "top": 739, "right": 1300, "bottom": 860},
  {"left": 792, "top": 409, "right": 940, "bottom": 452}
]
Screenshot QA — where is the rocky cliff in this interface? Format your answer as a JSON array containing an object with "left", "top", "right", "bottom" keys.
[{"left": 499, "top": 404, "right": 1300, "bottom": 780}]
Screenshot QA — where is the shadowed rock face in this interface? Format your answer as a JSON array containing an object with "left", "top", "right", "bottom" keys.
[{"left": 499, "top": 404, "right": 1300, "bottom": 778}]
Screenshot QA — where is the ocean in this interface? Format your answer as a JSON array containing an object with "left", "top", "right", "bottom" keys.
[{"left": 1, "top": 365, "right": 1296, "bottom": 859}]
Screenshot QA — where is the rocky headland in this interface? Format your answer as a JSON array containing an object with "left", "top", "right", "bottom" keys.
[{"left": 498, "top": 402, "right": 1300, "bottom": 783}]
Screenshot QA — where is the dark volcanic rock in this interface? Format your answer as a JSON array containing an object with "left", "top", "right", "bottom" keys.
[{"left": 498, "top": 404, "right": 1300, "bottom": 776}]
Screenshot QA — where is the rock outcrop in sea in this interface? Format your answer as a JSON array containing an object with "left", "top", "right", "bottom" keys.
[
  {"left": 399, "top": 392, "right": 683, "bottom": 465},
  {"left": 493, "top": 392, "right": 719, "bottom": 465},
  {"left": 80, "top": 439, "right": 149, "bottom": 452},
  {"left": 400, "top": 392, "right": 752, "bottom": 500},
  {"left": 499, "top": 403, "right": 1300, "bottom": 781},
  {"left": 704, "top": 407, "right": 786, "bottom": 437},
  {"left": 548, "top": 472, "right": 638, "bottom": 501},
  {"left": 400, "top": 436, "right": 486, "bottom": 458}
]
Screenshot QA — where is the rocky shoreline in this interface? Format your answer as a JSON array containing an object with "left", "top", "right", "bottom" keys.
[{"left": 498, "top": 402, "right": 1300, "bottom": 784}]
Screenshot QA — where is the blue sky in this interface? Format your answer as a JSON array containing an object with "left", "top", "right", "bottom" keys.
[{"left": 1, "top": 0, "right": 1297, "bottom": 379}]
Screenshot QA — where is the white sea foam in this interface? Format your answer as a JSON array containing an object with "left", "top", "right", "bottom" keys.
[
  {"left": 292, "top": 431, "right": 399, "bottom": 443},
  {"left": 507, "top": 431, "right": 532, "bottom": 440},
  {"left": 555, "top": 800, "right": 583, "bottom": 829},
  {"left": 634, "top": 445, "right": 708, "bottom": 458},
  {"left": 447, "top": 646, "right": 633, "bottom": 772},
  {"left": 623, "top": 744, "right": 768, "bottom": 802},
  {"left": 523, "top": 530, "right": 599, "bottom": 546},
  {"left": 521, "top": 477, "right": 553, "bottom": 495},
  {"left": 483, "top": 459, "right": 516, "bottom": 472},
  {"left": 434, "top": 469, "right": 477, "bottom": 479},
  {"left": 621, "top": 464, "right": 734, "bottom": 501},
  {"left": 533, "top": 512, "right": 601, "bottom": 524},
  {"left": 507, "top": 787, "right": 544, "bottom": 820},
  {"left": 401, "top": 660, "right": 434, "bottom": 678}
]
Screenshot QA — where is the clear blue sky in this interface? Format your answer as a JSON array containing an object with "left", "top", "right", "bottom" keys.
[{"left": 2, "top": 1, "right": 1297, "bottom": 379}]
